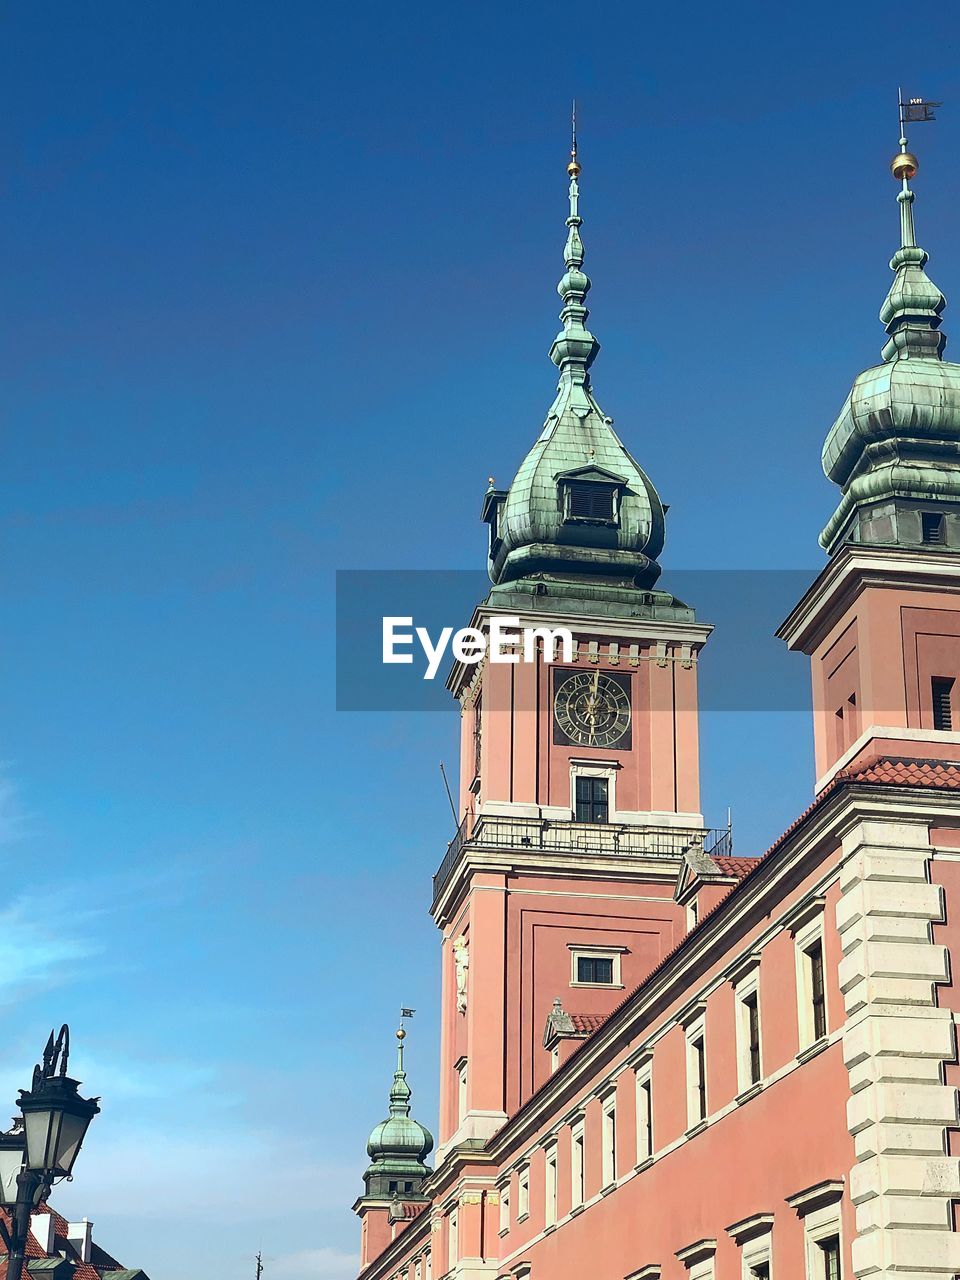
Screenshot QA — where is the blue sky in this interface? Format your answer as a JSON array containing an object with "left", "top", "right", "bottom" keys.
[{"left": 0, "top": 2, "right": 957, "bottom": 1277}]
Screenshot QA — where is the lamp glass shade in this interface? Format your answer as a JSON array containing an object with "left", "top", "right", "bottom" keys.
[
  {"left": 22, "top": 1097, "right": 95, "bottom": 1178},
  {"left": 0, "top": 1135, "right": 24, "bottom": 1206}
]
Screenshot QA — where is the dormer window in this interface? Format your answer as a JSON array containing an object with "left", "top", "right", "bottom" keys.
[
  {"left": 557, "top": 465, "right": 626, "bottom": 527},
  {"left": 566, "top": 480, "right": 616, "bottom": 522}
]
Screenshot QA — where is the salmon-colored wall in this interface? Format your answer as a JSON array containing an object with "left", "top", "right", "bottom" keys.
[
  {"left": 811, "top": 584, "right": 960, "bottom": 781},
  {"left": 501, "top": 1043, "right": 855, "bottom": 1280},
  {"left": 439, "top": 869, "right": 686, "bottom": 1140},
  {"left": 467, "top": 630, "right": 704, "bottom": 820},
  {"left": 488, "top": 848, "right": 854, "bottom": 1279}
]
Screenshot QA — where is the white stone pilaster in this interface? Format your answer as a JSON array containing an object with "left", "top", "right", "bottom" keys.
[{"left": 837, "top": 818, "right": 959, "bottom": 1278}]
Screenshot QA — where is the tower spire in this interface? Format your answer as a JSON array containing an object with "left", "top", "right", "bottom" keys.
[
  {"left": 549, "top": 103, "right": 600, "bottom": 401},
  {"left": 360, "top": 1010, "right": 433, "bottom": 1202},
  {"left": 880, "top": 91, "right": 945, "bottom": 361}
]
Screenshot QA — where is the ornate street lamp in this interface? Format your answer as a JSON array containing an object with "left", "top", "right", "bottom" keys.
[{"left": 0, "top": 1027, "right": 100, "bottom": 1280}]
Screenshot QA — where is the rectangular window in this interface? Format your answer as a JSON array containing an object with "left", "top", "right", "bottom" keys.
[
  {"left": 545, "top": 1147, "right": 557, "bottom": 1226},
  {"left": 566, "top": 481, "right": 616, "bottom": 523},
  {"left": 745, "top": 991, "right": 761, "bottom": 1085},
  {"left": 819, "top": 1235, "right": 841, "bottom": 1280},
  {"left": 636, "top": 1069, "right": 653, "bottom": 1162},
  {"left": 576, "top": 954, "right": 614, "bottom": 984},
  {"left": 808, "top": 939, "right": 827, "bottom": 1041},
  {"left": 517, "top": 1167, "right": 529, "bottom": 1220},
  {"left": 448, "top": 1210, "right": 458, "bottom": 1272},
  {"left": 571, "top": 1126, "right": 584, "bottom": 1208},
  {"left": 498, "top": 1185, "right": 510, "bottom": 1233},
  {"left": 575, "top": 775, "right": 609, "bottom": 823},
  {"left": 933, "top": 676, "right": 955, "bottom": 731},
  {"left": 456, "top": 1059, "right": 468, "bottom": 1124},
  {"left": 602, "top": 1101, "right": 617, "bottom": 1187},
  {"left": 751, "top": 1266, "right": 770, "bottom": 1280},
  {"left": 922, "top": 511, "right": 946, "bottom": 544},
  {"left": 473, "top": 692, "right": 482, "bottom": 777},
  {"left": 686, "top": 1025, "right": 707, "bottom": 1127}
]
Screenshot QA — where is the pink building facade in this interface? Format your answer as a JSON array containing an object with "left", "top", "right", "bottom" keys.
[{"left": 353, "top": 133, "right": 960, "bottom": 1280}]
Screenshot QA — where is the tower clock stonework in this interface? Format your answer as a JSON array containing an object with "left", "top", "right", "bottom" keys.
[{"left": 432, "top": 144, "right": 715, "bottom": 1158}]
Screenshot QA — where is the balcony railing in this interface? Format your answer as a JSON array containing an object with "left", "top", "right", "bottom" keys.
[{"left": 433, "top": 813, "right": 733, "bottom": 903}]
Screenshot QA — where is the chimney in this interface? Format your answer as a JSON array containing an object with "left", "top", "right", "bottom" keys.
[
  {"left": 29, "top": 1212, "right": 55, "bottom": 1255},
  {"left": 67, "top": 1218, "right": 94, "bottom": 1264}
]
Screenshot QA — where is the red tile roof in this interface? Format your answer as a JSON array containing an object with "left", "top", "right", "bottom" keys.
[
  {"left": 837, "top": 755, "right": 960, "bottom": 789},
  {"left": 0, "top": 1200, "right": 139, "bottom": 1280},
  {"left": 396, "top": 1202, "right": 427, "bottom": 1220},
  {"left": 568, "top": 1014, "right": 606, "bottom": 1034},
  {"left": 710, "top": 856, "right": 759, "bottom": 880}
]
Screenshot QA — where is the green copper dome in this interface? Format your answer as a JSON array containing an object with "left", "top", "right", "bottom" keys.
[
  {"left": 361, "top": 1030, "right": 433, "bottom": 1201},
  {"left": 821, "top": 130, "right": 960, "bottom": 554},
  {"left": 482, "top": 141, "right": 671, "bottom": 616}
]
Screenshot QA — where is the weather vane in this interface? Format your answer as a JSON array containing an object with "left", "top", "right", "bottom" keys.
[{"left": 893, "top": 88, "right": 942, "bottom": 182}]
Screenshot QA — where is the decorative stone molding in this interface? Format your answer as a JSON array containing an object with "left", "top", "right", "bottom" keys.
[
  {"left": 836, "top": 815, "right": 960, "bottom": 1278},
  {"left": 625, "top": 1268, "right": 661, "bottom": 1280},
  {"left": 786, "top": 1180, "right": 845, "bottom": 1215},
  {"left": 725, "top": 1211, "right": 774, "bottom": 1244},
  {"left": 675, "top": 1238, "right": 717, "bottom": 1265}
]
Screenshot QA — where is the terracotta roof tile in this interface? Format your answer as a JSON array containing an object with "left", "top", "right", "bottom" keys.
[
  {"left": 0, "top": 1201, "right": 141, "bottom": 1280},
  {"left": 568, "top": 1014, "right": 606, "bottom": 1034},
  {"left": 710, "top": 856, "right": 759, "bottom": 880},
  {"left": 836, "top": 755, "right": 960, "bottom": 789}
]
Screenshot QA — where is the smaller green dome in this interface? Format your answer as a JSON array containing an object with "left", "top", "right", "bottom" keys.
[
  {"left": 361, "top": 1027, "right": 434, "bottom": 1201},
  {"left": 366, "top": 1114, "right": 434, "bottom": 1162}
]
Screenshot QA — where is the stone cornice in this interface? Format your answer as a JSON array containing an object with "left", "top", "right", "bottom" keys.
[
  {"left": 777, "top": 543, "right": 960, "bottom": 654},
  {"left": 446, "top": 603, "right": 713, "bottom": 696}
]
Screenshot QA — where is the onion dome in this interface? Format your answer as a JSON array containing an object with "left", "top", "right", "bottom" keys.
[
  {"left": 481, "top": 123, "right": 680, "bottom": 621},
  {"left": 821, "top": 116, "right": 960, "bottom": 554},
  {"left": 362, "top": 1024, "right": 433, "bottom": 1200}
]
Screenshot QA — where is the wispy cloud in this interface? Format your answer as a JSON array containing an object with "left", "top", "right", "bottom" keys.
[
  {"left": 50, "top": 1121, "right": 360, "bottom": 1280},
  {"left": 0, "top": 896, "right": 98, "bottom": 1003}
]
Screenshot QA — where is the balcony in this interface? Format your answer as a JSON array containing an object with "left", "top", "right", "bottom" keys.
[{"left": 432, "top": 813, "right": 732, "bottom": 904}]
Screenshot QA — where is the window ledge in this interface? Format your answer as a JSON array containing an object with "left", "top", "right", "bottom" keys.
[
  {"left": 569, "top": 1204, "right": 586, "bottom": 1217},
  {"left": 469, "top": 773, "right": 481, "bottom": 795},
  {"left": 543, "top": 1223, "right": 557, "bottom": 1236},
  {"left": 736, "top": 1082, "right": 763, "bottom": 1105},
  {"left": 569, "top": 982, "right": 625, "bottom": 990},
  {"left": 600, "top": 1182, "right": 617, "bottom": 1197},
  {"left": 634, "top": 1156, "right": 654, "bottom": 1173},
  {"left": 516, "top": 1213, "right": 529, "bottom": 1225},
  {"left": 796, "top": 1036, "right": 829, "bottom": 1065},
  {"left": 684, "top": 1119, "right": 708, "bottom": 1139}
]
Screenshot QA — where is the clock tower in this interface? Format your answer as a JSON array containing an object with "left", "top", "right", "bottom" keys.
[{"left": 431, "top": 137, "right": 718, "bottom": 1161}]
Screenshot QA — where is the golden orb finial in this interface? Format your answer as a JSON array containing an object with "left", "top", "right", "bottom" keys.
[
  {"left": 891, "top": 150, "right": 919, "bottom": 182},
  {"left": 567, "top": 156, "right": 581, "bottom": 178},
  {"left": 396, "top": 1026, "right": 406, "bottom": 1041}
]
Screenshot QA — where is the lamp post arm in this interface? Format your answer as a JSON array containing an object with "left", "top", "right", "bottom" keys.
[{"left": 5, "top": 1170, "right": 44, "bottom": 1280}]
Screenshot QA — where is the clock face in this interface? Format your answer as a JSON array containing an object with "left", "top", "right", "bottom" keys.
[{"left": 553, "top": 669, "right": 632, "bottom": 749}]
